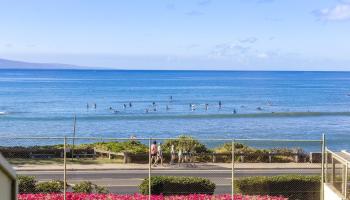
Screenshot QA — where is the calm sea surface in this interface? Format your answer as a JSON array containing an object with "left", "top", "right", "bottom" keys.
[{"left": 0, "top": 69, "right": 350, "bottom": 150}]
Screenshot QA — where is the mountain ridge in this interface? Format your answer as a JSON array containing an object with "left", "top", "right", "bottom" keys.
[{"left": 0, "top": 58, "right": 87, "bottom": 69}]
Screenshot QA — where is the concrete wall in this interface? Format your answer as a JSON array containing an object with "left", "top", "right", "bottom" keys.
[{"left": 324, "top": 183, "right": 343, "bottom": 200}]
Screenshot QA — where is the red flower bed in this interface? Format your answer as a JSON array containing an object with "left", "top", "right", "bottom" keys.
[{"left": 18, "top": 193, "right": 287, "bottom": 200}]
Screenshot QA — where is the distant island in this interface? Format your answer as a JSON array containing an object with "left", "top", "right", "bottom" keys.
[{"left": 0, "top": 58, "right": 87, "bottom": 69}]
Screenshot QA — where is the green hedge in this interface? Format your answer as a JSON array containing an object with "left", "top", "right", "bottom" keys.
[
  {"left": 234, "top": 175, "right": 321, "bottom": 200},
  {"left": 36, "top": 180, "right": 65, "bottom": 193},
  {"left": 139, "top": 176, "right": 215, "bottom": 195},
  {"left": 17, "top": 175, "right": 37, "bottom": 193},
  {"left": 17, "top": 176, "right": 66, "bottom": 193},
  {"left": 72, "top": 181, "right": 109, "bottom": 194}
]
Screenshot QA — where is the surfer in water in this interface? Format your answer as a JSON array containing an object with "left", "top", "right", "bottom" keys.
[
  {"left": 129, "top": 102, "right": 132, "bottom": 107},
  {"left": 166, "top": 105, "right": 169, "bottom": 111},
  {"left": 219, "top": 101, "right": 222, "bottom": 109},
  {"left": 233, "top": 109, "right": 237, "bottom": 114},
  {"left": 205, "top": 103, "right": 209, "bottom": 110},
  {"left": 86, "top": 103, "right": 89, "bottom": 110},
  {"left": 94, "top": 103, "right": 97, "bottom": 109},
  {"left": 123, "top": 104, "right": 127, "bottom": 109},
  {"left": 191, "top": 104, "right": 196, "bottom": 111}
]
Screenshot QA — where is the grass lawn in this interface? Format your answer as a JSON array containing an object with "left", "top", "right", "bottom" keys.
[{"left": 8, "top": 158, "right": 124, "bottom": 165}]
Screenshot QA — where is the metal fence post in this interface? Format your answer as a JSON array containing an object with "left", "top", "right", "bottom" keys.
[
  {"left": 71, "top": 115, "right": 76, "bottom": 160},
  {"left": 148, "top": 138, "right": 152, "bottom": 200},
  {"left": 321, "top": 134, "right": 325, "bottom": 200},
  {"left": 231, "top": 139, "right": 235, "bottom": 200},
  {"left": 345, "top": 162, "right": 348, "bottom": 199},
  {"left": 63, "top": 136, "right": 67, "bottom": 200},
  {"left": 325, "top": 147, "right": 328, "bottom": 183}
]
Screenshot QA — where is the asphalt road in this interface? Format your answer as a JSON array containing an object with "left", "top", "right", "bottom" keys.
[{"left": 18, "top": 168, "right": 320, "bottom": 194}]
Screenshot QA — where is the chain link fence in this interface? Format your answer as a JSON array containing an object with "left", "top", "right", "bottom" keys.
[
  {"left": 0, "top": 136, "right": 325, "bottom": 200},
  {"left": 0, "top": 137, "right": 65, "bottom": 194},
  {"left": 233, "top": 139, "right": 323, "bottom": 200}
]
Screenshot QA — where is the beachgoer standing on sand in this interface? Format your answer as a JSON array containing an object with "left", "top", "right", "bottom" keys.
[{"left": 151, "top": 141, "right": 158, "bottom": 166}]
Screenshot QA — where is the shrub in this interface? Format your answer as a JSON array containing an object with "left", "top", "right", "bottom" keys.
[
  {"left": 139, "top": 176, "right": 215, "bottom": 195},
  {"left": 72, "top": 181, "right": 109, "bottom": 194},
  {"left": 17, "top": 175, "right": 37, "bottom": 193},
  {"left": 214, "top": 143, "right": 305, "bottom": 163},
  {"left": 35, "top": 180, "right": 65, "bottom": 193},
  {"left": 92, "top": 141, "right": 148, "bottom": 153},
  {"left": 162, "top": 135, "right": 210, "bottom": 154},
  {"left": 234, "top": 175, "right": 320, "bottom": 200}
]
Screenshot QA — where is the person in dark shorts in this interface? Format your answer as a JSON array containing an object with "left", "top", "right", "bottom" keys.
[{"left": 151, "top": 141, "right": 158, "bottom": 166}]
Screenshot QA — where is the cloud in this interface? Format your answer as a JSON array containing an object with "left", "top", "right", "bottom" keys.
[
  {"left": 210, "top": 43, "right": 250, "bottom": 57},
  {"left": 314, "top": 3, "right": 350, "bottom": 21},
  {"left": 4, "top": 43, "right": 13, "bottom": 48},
  {"left": 165, "top": 3, "right": 175, "bottom": 10},
  {"left": 187, "top": 44, "right": 200, "bottom": 49},
  {"left": 26, "top": 44, "right": 36, "bottom": 48},
  {"left": 185, "top": 10, "right": 204, "bottom": 16},
  {"left": 197, "top": 0, "right": 211, "bottom": 6},
  {"left": 257, "top": 0, "right": 275, "bottom": 3},
  {"left": 256, "top": 52, "right": 269, "bottom": 59},
  {"left": 239, "top": 37, "right": 258, "bottom": 44}
]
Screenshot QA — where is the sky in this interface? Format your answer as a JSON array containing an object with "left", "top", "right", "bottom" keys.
[{"left": 1, "top": 0, "right": 350, "bottom": 70}]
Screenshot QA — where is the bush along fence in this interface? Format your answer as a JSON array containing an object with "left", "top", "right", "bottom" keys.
[{"left": 0, "top": 135, "right": 326, "bottom": 200}]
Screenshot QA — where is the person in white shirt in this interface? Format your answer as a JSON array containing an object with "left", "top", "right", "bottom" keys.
[
  {"left": 178, "top": 149, "right": 183, "bottom": 166},
  {"left": 156, "top": 143, "right": 164, "bottom": 166},
  {"left": 170, "top": 144, "right": 176, "bottom": 165}
]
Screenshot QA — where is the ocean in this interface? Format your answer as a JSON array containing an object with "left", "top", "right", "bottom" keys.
[{"left": 0, "top": 69, "right": 350, "bottom": 150}]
